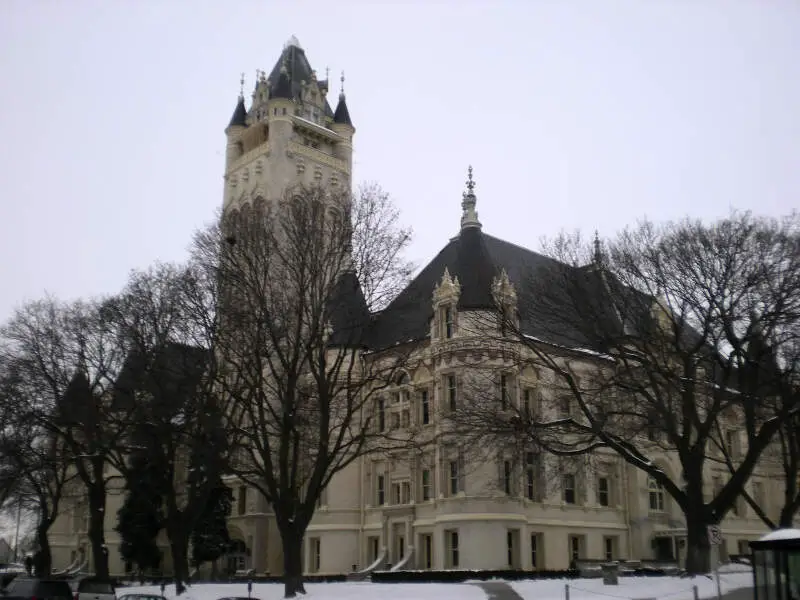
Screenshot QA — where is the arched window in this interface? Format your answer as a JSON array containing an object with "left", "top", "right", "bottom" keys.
[{"left": 648, "top": 476, "right": 665, "bottom": 512}]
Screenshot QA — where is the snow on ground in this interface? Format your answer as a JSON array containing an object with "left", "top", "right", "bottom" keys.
[
  {"left": 119, "top": 570, "right": 754, "bottom": 600},
  {"left": 513, "top": 571, "right": 753, "bottom": 600},
  {"left": 118, "top": 582, "right": 487, "bottom": 600}
]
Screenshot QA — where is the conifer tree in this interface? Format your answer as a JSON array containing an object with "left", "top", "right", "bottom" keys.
[{"left": 115, "top": 452, "right": 164, "bottom": 575}]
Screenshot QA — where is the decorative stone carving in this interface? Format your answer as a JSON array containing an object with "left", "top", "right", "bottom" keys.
[
  {"left": 242, "top": 168, "right": 249, "bottom": 182},
  {"left": 432, "top": 268, "right": 461, "bottom": 306},
  {"left": 492, "top": 269, "right": 517, "bottom": 311},
  {"left": 296, "top": 160, "right": 306, "bottom": 175},
  {"left": 314, "top": 166, "right": 323, "bottom": 181},
  {"left": 255, "top": 160, "right": 263, "bottom": 175}
]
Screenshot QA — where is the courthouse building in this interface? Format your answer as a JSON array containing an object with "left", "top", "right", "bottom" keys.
[{"left": 49, "top": 37, "right": 774, "bottom": 577}]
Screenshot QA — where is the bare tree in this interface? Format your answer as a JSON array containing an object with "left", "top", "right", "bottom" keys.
[
  {"left": 453, "top": 212, "right": 800, "bottom": 574},
  {"left": 104, "top": 263, "right": 229, "bottom": 594},
  {"left": 191, "top": 184, "right": 414, "bottom": 598},
  {"left": 0, "top": 355, "right": 75, "bottom": 576},
  {"left": 0, "top": 298, "right": 130, "bottom": 579},
  {"left": 718, "top": 337, "right": 800, "bottom": 528}
]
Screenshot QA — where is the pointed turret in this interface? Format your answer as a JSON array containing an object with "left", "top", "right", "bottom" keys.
[
  {"left": 333, "top": 92, "right": 352, "bottom": 126},
  {"left": 228, "top": 96, "right": 248, "bottom": 129}
]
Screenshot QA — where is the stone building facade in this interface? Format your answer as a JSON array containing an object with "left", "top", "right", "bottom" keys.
[{"left": 49, "top": 36, "right": 777, "bottom": 577}]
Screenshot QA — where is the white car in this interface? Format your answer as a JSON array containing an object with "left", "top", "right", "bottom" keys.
[{"left": 70, "top": 578, "right": 116, "bottom": 600}]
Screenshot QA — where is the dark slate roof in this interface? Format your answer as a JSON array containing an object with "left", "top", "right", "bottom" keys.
[
  {"left": 328, "top": 270, "right": 371, "bottom": 347},
  {"left": 367, "top": 228, "right": 631, "bottom": 352},
  {"left": 113, "top": 342, "right": 209, "bottom": 418},
  {"left": 228, "top": 96, "right": 248, "bottom": 129},
  {"left": 333, "top": 94, "right": 353, "bottom": 126},
  {"left": 271, "top": 70, "right": 292, "bottom": 100},
  {"left": 265, "top": 43, "right": 334, "bottom": 116}
]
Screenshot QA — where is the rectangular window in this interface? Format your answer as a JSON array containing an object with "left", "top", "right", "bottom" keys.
[
  {"left": 753, "top": 481, "right": 765, "bottom": 508},
  {"left": 369, "top": 537, "right": 379, "bottom": 563},
  {"left": 448, "top": 530, "right": 460, "bottom": 568},
  {"left": 422, "top": 469, "right": 432, "bottom": 501},
  {"left": 421, "top": 390, "right": 430, "bottom": 424},
  {"left": 423, "top": 534, "right": 433, "bottom": 569},
  {"left": 503, "top": 460, "right": 513, "bottom": 495},
  {"left": 500, "top": 374, "right": 509, "bottom": 410},
  {"left": 392, "top": 482, "right": 401, "bottom": 505},
  {"left": 561, "top": 395, "right": 571, "bottom": 417},
  {"left": 238, "top": 486, "right": 247, "bottom": 515},
  {"left": 506, "top": 530, "right": 517, "bottom": 567},
  {"left": 444, "top": 306, "right": 454, "bottom": 338},
  {"left": 530, "top": 533, "right": 540, "bottom": 569},
  {"left": 648, "top": 476, "right": 664, "bottom": 512},
  {"left": 598, "top": 477, "right": 610, "bottom": 506},
  {"left": 569, "top": 535, "right": 582, "bottom": 562},
  {"left": 377, "top": 474, "right": 385, "bottom": 505},
  {"left": 449, "top": 460, "right": 460, "bottom": 495},
  {"left": 309, "top": 537, "right": 321, "bottom": 573},
  {"left": 447, "top": 375, "right": 457, "bottom": 411},
  {"left": 525, "top": 452, "right": 536, "bottom": 500},
  {"left": 604, "top": 536, "right": 616, "bottom": 561},
  {"left": 392, "top": 412, "right": 400, "bottom": 429},
  {"left": 563, "top": 474, "right": 576, "bottom": 504},
  {"left": 378, "top": 397, "right": 385, "bottom": 432},
  {"left": 402, "top": 409, "right": 410, "bottom": 428},
  {"left": 523, "top": 389, "right": 532, "bottom": 417},
  {"left": 401, "top": 481, "right": 411, "bottom": 504}
]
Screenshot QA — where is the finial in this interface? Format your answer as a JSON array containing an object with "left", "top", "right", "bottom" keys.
[
  {"left": 239, "top": 73, "right": 245, "bottom": 99},
  {"left": 340, "top": 70, "right": 346, "bottom": 96},
  {"left": 460, "top": 165, "right": 481, "bottom": 231},
  {"left": 326, "top": 66, "right": 330, "bottom": 81},
  {"left": 465, "top": 165, "right": 475, "bottom": 195},
  {"left": 593, "top": 230, "right": 603, "bottom": 265}
]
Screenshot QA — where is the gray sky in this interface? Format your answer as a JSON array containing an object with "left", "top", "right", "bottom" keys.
[{"left": 1, "top": 0, "right": 798, "bottom": 323}]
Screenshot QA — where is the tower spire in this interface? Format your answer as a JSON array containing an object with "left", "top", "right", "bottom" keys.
[{"left": 460, "top": 165, "right": 481, "bottom": 231}]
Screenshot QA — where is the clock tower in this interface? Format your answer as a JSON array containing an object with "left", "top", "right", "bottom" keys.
[{"left": 223, "top": 36, "right": 354, "bottom": 214}]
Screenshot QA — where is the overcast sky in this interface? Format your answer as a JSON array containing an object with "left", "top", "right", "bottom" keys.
[{"left": 0, "top": 0, "right": 798, "bottom": 323}]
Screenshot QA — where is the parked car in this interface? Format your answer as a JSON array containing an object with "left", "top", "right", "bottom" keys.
[
  {"left": 0, "top": 577, "right": 73, "bottom": 600},
  {"left": 117, "top": 594, "right": 166, "bottom": 600},
  {"left": 69, "top": 578, "right": 116, "bottom": 600}
]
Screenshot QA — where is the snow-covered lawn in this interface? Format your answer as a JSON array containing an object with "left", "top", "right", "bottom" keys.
[
  {"left": 512, "top": 570, "right": 753, "bottom": 600},
  {"left": 118, "top": 582, "right": 487, "bottom": 600},
  {"left": 119, "top": 568, "right": 754, "bottom": 600}
]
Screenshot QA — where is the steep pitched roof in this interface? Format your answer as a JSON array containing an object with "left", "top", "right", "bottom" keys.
[
  {"left": 265, "top": 41, "right": 334, "bottom": 117},
  {"left": 333, "top": 94, "right": 353, "bottom": 126},
  {"left": 367, "top": 228, "right": 629, "bottom": 352},
  {"left": 327, "top": 269, "right": 371, "bottom": 347},
  {"left": 228, "top": 96, "right": 248, "bottom": 129},
  {"left": 113, "top": 342, "right": 209, "bottom": 417}
]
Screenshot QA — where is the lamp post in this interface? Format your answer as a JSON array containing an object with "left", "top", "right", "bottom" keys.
[{"left": 12, "top": 498, "right": 22, "bottom": 562}]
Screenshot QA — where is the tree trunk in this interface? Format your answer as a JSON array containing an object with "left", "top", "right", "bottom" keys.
[
  {"left": 779, "top": 503, "right": 798, "bottom": 528},
  {"left": 211, "top": 559, "right": 218, "bottom": 581},
  {"left": 34, "top": 522, "right": 53, "bottom": 577},
  {"left": 167, "top": 523, "right": 190, "bottom": 595},
  {"left": 684, "top": 512, "right": 712, "bottom": 575},
  {"left": 281, "top": 530, "right": 306, "bottom": 598},
  {"left": 87, "top": 484, "right": 109, "bottom": 579}
]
